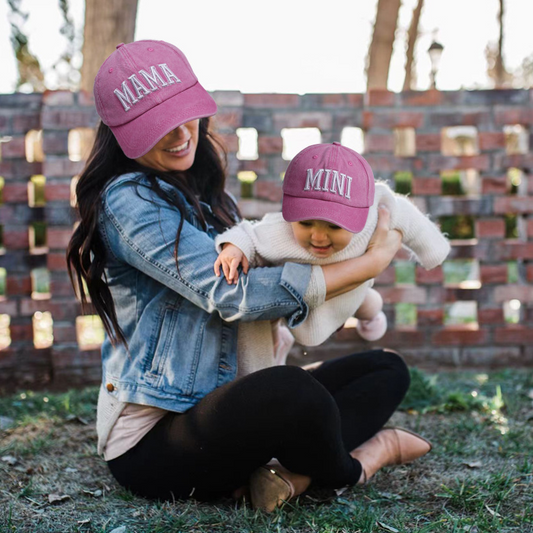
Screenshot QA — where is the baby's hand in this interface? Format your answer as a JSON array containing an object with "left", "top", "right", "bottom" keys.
[{"left": 214, "top": 244, "right": 249, "bottom": 284}]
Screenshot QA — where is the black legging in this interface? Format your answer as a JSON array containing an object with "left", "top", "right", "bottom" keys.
[{"left": 108, "top": 349, "right": 410, "bottom": 501}]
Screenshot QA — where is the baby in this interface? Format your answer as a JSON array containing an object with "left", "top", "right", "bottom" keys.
[{"left": 215, "top": 142, "right": 450, "bottom": 372}]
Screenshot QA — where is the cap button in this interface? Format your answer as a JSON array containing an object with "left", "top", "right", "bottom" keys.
[
  {"left": 116, "top": 43, "right": 125, "bottom": 49},
  {"left": 333, "top": 142, "right": 341, "bottom": 146},
  {"left": 106, "top": 383, "right": 115, "bottom": 392}
]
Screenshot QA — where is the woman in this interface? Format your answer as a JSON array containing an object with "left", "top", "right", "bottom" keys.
[{"left": 67, "top": 40, "right": 431, "bottom": 511}]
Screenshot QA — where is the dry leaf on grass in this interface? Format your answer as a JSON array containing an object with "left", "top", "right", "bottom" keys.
[
  {"left": 485, "top": 503, "right": 502, "bottom": 517},
  {"left": 463, "top": 461, "right": 483, "bottom": 468},
  {"left": 377, "top": 522, "right": 400, "bottom": 532},
  {"left": 1, "top": 455, "right": 18, "bottom": 466},
  {"left": 48, "top": 493, "right": 71, "bottom": 504},
  {"left": 82, "top": 489, "right": 103, "bottom": 498}
]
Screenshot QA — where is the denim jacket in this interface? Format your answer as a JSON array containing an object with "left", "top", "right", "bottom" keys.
[{"left": 98, "top": 172, "right": 313, "bottom": 413}]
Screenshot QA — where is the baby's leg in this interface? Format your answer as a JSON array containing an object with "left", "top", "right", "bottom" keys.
[
  {"left": 354, "top": 288, "right": 383, "bottom": 321},
  {"left": 355, "top": 289, "right": 387, "bottom": 342}
]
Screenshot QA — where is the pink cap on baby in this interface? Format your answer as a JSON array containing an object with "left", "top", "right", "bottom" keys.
[{"left": 282, "top": 142, "right": 375, "bottom": 233}]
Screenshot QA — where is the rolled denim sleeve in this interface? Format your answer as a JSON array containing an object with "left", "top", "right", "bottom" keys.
[{"left": 100, "top": 177, "right": 312, "bottom": 326}]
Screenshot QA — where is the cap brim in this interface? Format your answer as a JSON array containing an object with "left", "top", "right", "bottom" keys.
[
  {"left": 282, "top": 194, "right": 369, "bottom": 233},
  {"left": 110, "top": 81, "right": 217, "bottom": 159}
]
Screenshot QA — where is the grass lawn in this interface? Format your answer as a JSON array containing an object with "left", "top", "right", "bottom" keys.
[{"left": 1, "top": 368, "right": 532, "bottom": 533}]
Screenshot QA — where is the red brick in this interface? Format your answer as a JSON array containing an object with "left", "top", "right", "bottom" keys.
[
  {"left": 0, "top": 300, "right": 18, "bottom": 315},
  {"left": 527, "top": 219, "right": 533, "bottom": 238},
  {"left": 381, "top": 329, "right": 425, "bottom": 346},
  {"left": 12, "top": 114, "right": 40, "bottom": 133},
  {"left": 365, "top": 90, "right": 395, "bottom": 106},
  {"left": 6, "top": 276, "right": 32, "bottom": 296},
  {"left": 273, "top": 112, "right": 332, "bottom": 130},
  {"left": 527, "top": 264, "right": 533, "bottom": 283},
  {"left": 374, "top": 266, "right": 395, "bottom": 285},
  {"left": 416, "top": 134, "right": 441, "bottom": 152},
  {"left": 363, "top": 111, "right": 424, "bottom": 129},
  {"left": 493, "top": 196, "right": 533, "bottom": 215},
  {"left": 494, "top": 326, "right": 533, "bottom": 344},
  {"left": 3, "top": 184, "right": 28, "bottom": 203},
  {"left": 412, "top": 178, "right": 441, "bottom": 196},
  {"left": 43, "top": 90, "right": 75, "bottom": 106},
  {"left": 528, "top": 176, "right": 533, "bottom": 195},
  {"left": 3, "top": 230, "right": 29, "bottom": 249},
  {"left": 41, "top": 109, "right": 96, "bottom": 130},
  {"left": 50, "top": 280, "right": 76, "bottom": 297},
  {"left": 481, "top": 176, "right": 508, "bottom": 195},
  {"left": 379, "top": 286, "right": 426, "bottom": 304},
  {"left": 479, "top": 132, "right": 506, "bottom": 151},
  {"left": 78, "top": 90, "right": 95, "bottom": 107},
  {"left": 0, "top": 136, "right": 26, "bottom": 158},
  {"left": 478, "top": 307, "right": 504, "bottom": 324},
  {"left": 427, "top": 154, "right": 490, "bottom": 172},
  {"left": 432, "top": 326, "right": 489, "bottom": 345},
  {"left": 255, "top": 180, "right": 282, "bottom": 202},
  {"left": 216, "top": 133, "right": 238, "bottom": 153},
  {"left": 480, "top": 264, "right": 508, "bottom": 284},
  {"left": 258, "top": 136, "right": 283, "bottom": 154},
  {"left": 493, "top": 284, "right": 533, "bottom": 303},
  {"left": 44, "top": 183, "right": 71, "bottom": 202},
  {"left": 428, "top": 111, "right": 491, "bottom": 127},
  {"left": 490, "top": 241, "right": 533, "bottom": 261},
  {"left": 400, "top": 90, "right": 443, "bottom": 107},
  {"left": 52, "top": 323, "right": 77, "bottom": 343},
  {"left": 19, "top": 299, "right": 81, "bottom": 319},
  {"left": 47, "top": 253, "right": 68, "bottom": 271},
  {"left": 360, "top": 155, "right": 411, "bottom": 173},
  {"left": 239, "top": 158, "right": 268, "bottom": 175},
  {"left": 212, "top": 111, "right": 242, "bottom": 131},
  {"left": 42, "top": 131, "right": 69, "bottom": 154},
  {"left": 244, "top": 94, "right": 300, "bottom": 108},
  {"left": 364, "top": 134, "right": 394, "bottom": 153},
  {"left": 494, "top": 108, "right": 533, "bottom": 126},
  {"left": 322, "top": 94, "right": 364, "bottom": 107},
  {"left": 47, "top": 228, "right": 73, "bottom": 249},
  {"left": 475, "top": 219, "right": 505, "bottom": 239},
  {"left": 415, "top": 265, "right": 443, "bottom": 284},
  {"left": 10, "top": 324, "right": 33, "bottom": 342},
  {"left": 462, "top": 346, "right": 522, "bottom": 366},
  {"left": 417, "top": 308, "right": 443, "bottom": 326},
  {"left": 42, "top": 159, "right": 84, "bottom": 178},
  {"left": 494, "top": 152, "right": 533, "bottom": 171}
]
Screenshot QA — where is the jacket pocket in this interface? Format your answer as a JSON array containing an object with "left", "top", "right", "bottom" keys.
[{"left": 148, "top": 306, "right": 180, "bottom": 383}]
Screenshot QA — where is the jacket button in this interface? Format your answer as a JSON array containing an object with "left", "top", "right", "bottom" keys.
[{"left": 106, "top": 383, "right": 115, "bottom": 392}]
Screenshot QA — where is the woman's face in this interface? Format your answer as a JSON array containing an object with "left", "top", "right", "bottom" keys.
[{"left": 135, "top": 119, "right": 200, "bottom": 172}]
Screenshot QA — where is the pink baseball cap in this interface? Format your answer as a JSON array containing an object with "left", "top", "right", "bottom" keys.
[
  {"left": 282, "top": 142, "right": 375, "bottom": 233},
  {"left": 93, "top": 40, "right": 217, "bottom": 159}
]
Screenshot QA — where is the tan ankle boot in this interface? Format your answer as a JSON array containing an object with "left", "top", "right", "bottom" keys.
[
  {"left": 249, "top": 461, "right": 311, "bottom": 512},
  {"left": 350, "top": 427, "right": 432, "bottom": 484}
]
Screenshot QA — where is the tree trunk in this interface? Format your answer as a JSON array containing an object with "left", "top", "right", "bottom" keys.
[
  {"left": 366, "top": 0, "right": 402, "bottom": 90},
  {"left": 80, "top": 0, "right": 138, "bottom": 92},
  {"left": 402, "top": 0, "right": 424, "bottom": 91},
  {"left": 494, "top": 0, "right": 505, "bottom": 87}
]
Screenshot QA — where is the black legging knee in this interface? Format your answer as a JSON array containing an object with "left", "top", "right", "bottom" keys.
[{"left": 108, "top": 349, "right": 410, "bottom": 501}]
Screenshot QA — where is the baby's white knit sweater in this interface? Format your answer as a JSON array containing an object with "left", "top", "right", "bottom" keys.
[{"left": 216, "top": 182, "right": 450, "bottom": 355}]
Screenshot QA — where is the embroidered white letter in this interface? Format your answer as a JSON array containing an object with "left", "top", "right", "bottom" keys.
[
  {"left": 344, "top": 175, "right": 353, "bottom": 199},
  {"left": 321, "top": 169, "right": 332, "bottom": 192},
  {"left": 139, "top": 65, "right": 168, "bottom": 90},
  {"left": 304, "top": 169, "right": 324, "bottom": 191},
  {"left": 128, "top": 75, "right": 151, "bottom": 99},
  {"left": 114, "top": 81, "right": 138, "bottom": 112},
  {"left": 159, "top": 63, "right": 181, "bottom": 85},
  {"left": 330, "top": 171, "right": 346, "bottom": 197}
]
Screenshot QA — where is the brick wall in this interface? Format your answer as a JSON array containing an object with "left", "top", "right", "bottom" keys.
[{"left": 0, "top": 88, "right": 531, "bottom": 389}]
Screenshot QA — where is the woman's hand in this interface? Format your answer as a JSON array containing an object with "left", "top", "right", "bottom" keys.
[
  {"left": 365, "top": 205, "right": 403, "bottom": 273},
  {"left": 321, "top": 206, "right": 402, "bottom": 301}
]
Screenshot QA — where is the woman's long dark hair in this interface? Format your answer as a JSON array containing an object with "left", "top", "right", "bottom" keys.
[{"left": 66, "top": 118, "right": 240, "bottom": 347}]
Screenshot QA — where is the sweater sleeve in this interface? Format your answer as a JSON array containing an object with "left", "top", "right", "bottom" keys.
[{"left": 376, "top": 183, "right": 451, "bottom": 270}]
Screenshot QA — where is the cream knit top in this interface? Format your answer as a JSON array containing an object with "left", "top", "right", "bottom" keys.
[{"left": 215, "top": 182, "right": 451, "bottom": 350}]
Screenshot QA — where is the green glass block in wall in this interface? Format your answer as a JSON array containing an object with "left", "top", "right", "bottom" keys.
[
  {"left": 396, "top": 303, "right": 417, "bottom": 327},
  {"left": 394, "top": 171, "right": 412, "bottom": 195},
  {"left": 395, "top": 261, "right": 415, "bottom": 284},
  {"left": 439, "top": 215, "right": 475, "bottom": 239},
  {"left": 0, "top": 268, "right": 5, "bottom": 297}
]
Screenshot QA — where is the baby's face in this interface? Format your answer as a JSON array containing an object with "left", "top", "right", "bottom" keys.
[{"left": 290, "top": 220, "right": 353, "bottom": 258}]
